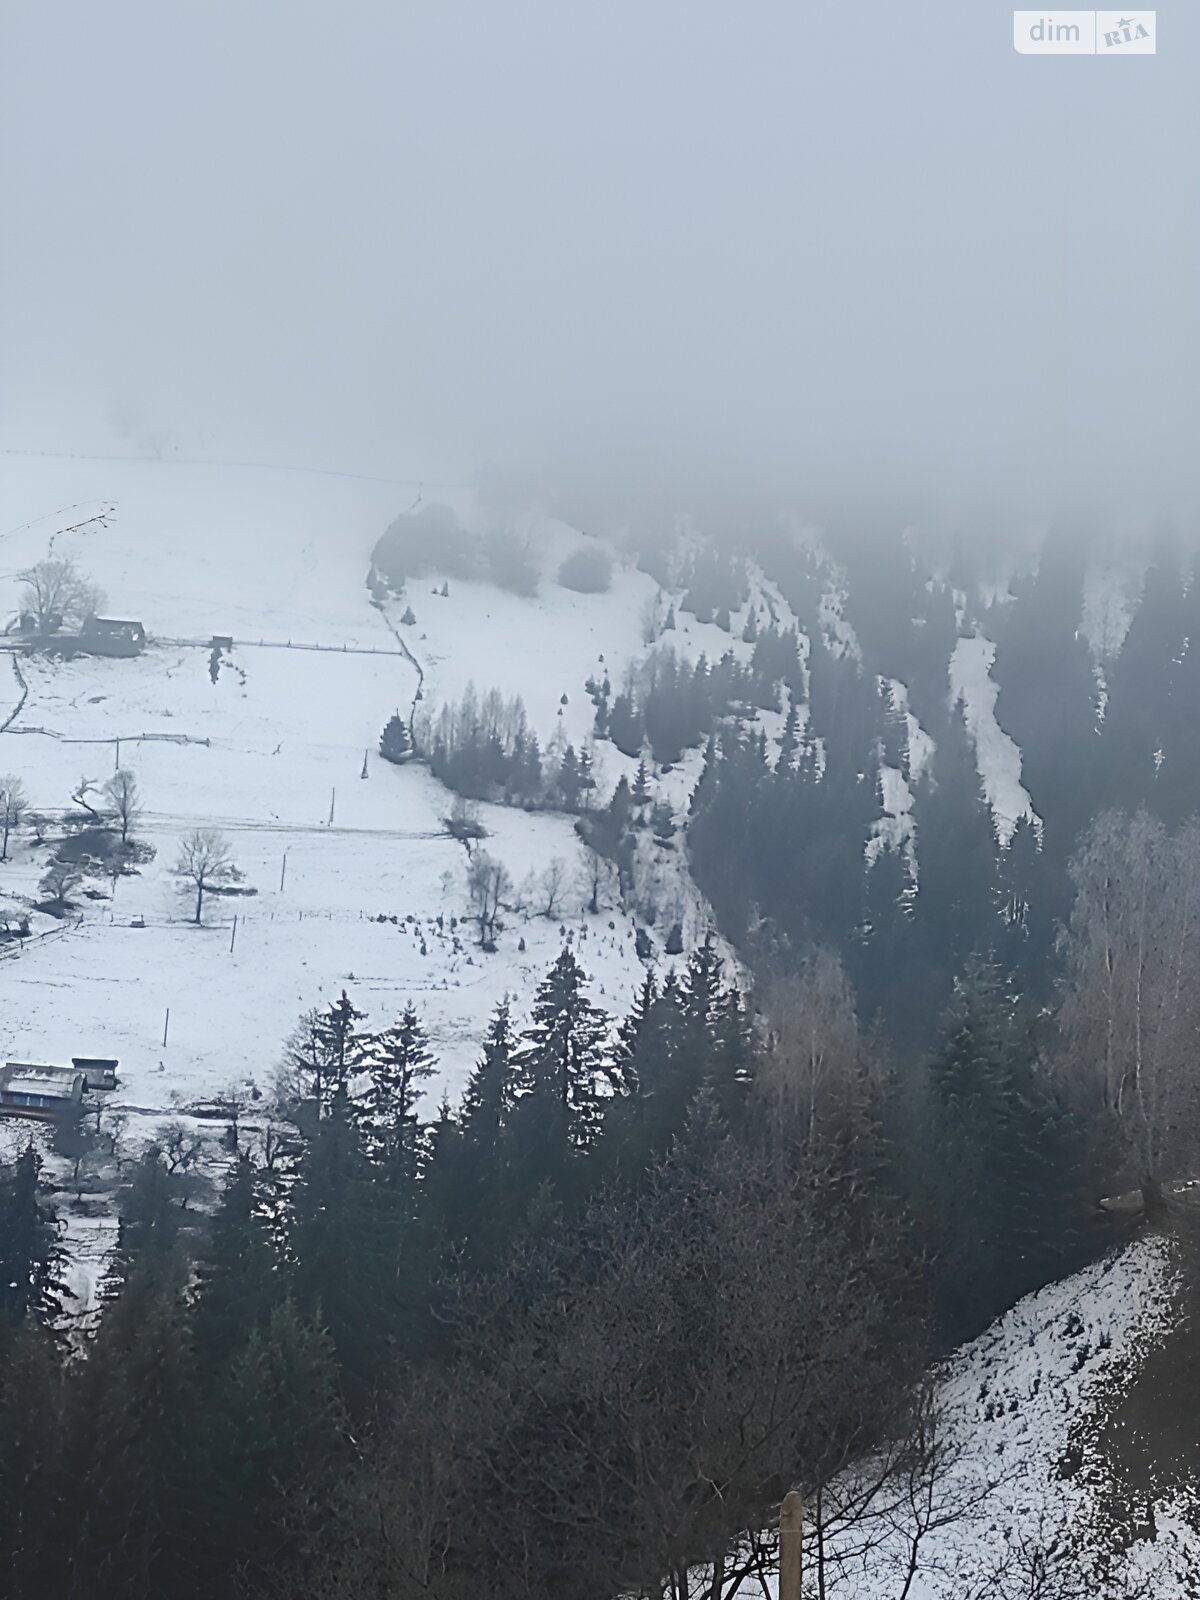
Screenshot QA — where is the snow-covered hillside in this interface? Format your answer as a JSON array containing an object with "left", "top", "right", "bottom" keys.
[
  {"left": 0, "top": 458, "right": 727, "bottom": 1202},
  {"left": 736, "top": 1239, "right": 1200, "bottom": 1597}
]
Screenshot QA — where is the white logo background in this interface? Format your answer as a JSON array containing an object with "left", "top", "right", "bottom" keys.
[{"left": 1013, "top": 10, "right": 1156, "bottom": 54}]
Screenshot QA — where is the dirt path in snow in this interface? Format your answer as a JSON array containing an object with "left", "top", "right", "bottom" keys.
[{"left": 377, "top": 602, "right": 425, "bottom": 737}]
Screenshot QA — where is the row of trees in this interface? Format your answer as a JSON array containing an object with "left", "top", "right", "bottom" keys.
[
  {"left": 0, "top": 762, "right": 240, "bottom": 924},
  {"left": 593, "top": 631, "right": 804, "bottom": 766},
  {"left": 0, "top": 767, "right": 142, "bottom": 867},
  {"left": 370, "top": 505, "right": 618, "bottom": 602}
]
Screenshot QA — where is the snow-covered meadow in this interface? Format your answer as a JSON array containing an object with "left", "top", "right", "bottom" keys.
[{"left": 0, "top": 457, "right": 722, "bottom": 1165}]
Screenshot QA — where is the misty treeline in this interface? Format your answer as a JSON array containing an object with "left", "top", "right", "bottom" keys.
[
  {"left": 403, "top": 513, "right": 1200, "bottom": 1048},
  {"left": 6, "top": 819, "right": 1195, "bottom": 1599},
  {"left": 414, "top": 628, "right": 798, "bottom": 804},
  {"left": 370, "top": 504, "right": 614, "bottom": 602},
  {"left": 681, "top": 525, "right": 1200, "bottom": 1044}
]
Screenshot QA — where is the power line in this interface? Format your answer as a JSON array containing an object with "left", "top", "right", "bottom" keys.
[{"left": 0, "top": 445, "right": 473, "bottom": 494}]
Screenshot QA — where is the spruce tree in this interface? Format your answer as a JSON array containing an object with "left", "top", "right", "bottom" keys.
[
  {"left": 1156, "top": 561, "right": 1200, "bottom": 828},
  {"left": 104, "top": 1145, "right": 182, "bottom": 1300},
  {"left": 510, "top": 949, "right": 611, "bottom": 1200},
  {"left": 0, "top": 1145, "right": 72, "bottom": 1333},
  {"left": 909, "top": 698, "right": 1002, "bottom": 1025},
  {"left": 461, "top": 997, "right": 519, "bottom": 1154},
  {"left": 602, "top": 972, "right": 685, "bottom": 1173},
  {"left": 198, "top": 1300, "right": 346, "bottom": 1591},
  {"left": 315, "top": 991, "right": 368, "bottom": 1101},
  {"left": 1099, "top": 532, "right": 1186, "bottom": 816},
  {"left": 0, "top": 1323, "right": 65, "bottom": 1599},
  {"left": 631, "top": 758, "right": 652, "bottom": 807},
  {"left": 855, "top": 842, "right": 915, "bottom": 1033},
  {"left": 361, "top": 1003, "right": 436, "bottom": 1190},
  {"left": 989, "top": 529, "right": 1098, "bottom": 913},
  {"left": 191, "top": 1154, "right": 283, "bottom": 1372},
  {"left": 285, "top": 992, "right": 369, "bottom": 1122},
  {"left": 288, "top": 1087, "right": 407, "bottom": 1404},
  {"left": 379, "top": 712, "right": 412, "bottom": 764},
  {"left": 65, "top": 1258, "right": 200, "bottom": 1600},
  {"left": 923, "top": 959, "right": 1074, "bottom": 1341}
]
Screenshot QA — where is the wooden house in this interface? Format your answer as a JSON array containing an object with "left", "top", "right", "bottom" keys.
[
  {"left": 0, "top": 1062, "right": 86, "bottom": 1120},
  {"left": 79, "top": 617, "right": 147, "bottom": 658}
]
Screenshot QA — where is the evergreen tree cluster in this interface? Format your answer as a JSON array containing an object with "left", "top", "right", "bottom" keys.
[
  {"left": 371, "top": 505, "right": 539, "bottom": 598},
  {"left": 378, "top": 711, "right": 412, "bottom": 764},
  {"left": 676, "top": 546, "right": 750, "bottom": 624},
  {"left": 422, "top": 683, "right": 549, "bottom": 804},
  {"left": 593, "top": 632, "right": 803, "bottom": 765}
]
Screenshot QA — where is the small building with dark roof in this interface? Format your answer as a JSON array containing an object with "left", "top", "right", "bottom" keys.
[
  {"left": 0, "top": 1063, "right": 86, "bottom": 1119},
  {"left": 79, "top": 617, "right": 146, "bottom": 657}
]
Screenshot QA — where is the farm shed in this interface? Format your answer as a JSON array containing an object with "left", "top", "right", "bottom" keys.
[
  {"left": 79, "top": 617, "right": 147, "bottom": 657},
  {"left": 0, "top": 1062, "right": 86, "bottom": 1119},
  {"left": 72, "top": 1056, "right": 119, "bottom": 1090}
]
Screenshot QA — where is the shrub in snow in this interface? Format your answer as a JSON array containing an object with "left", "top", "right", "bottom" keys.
[
  {"left": 371, "top": 503, "right": 474, "bottom": 588},
  {"left": 379, "top": 714, "right": 413, "bottom": 764},
  {"left": 443, "top": 798, "right": 487, "bottom": 843},
  {"left": 485, "top": 530, "right": 539, "bottom": 597},
  {"left": 557, "top": 544, "right": 613, "bottom": 594}
]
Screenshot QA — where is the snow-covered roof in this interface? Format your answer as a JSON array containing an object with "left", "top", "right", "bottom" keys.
[{"left": 0, "top": 1062, "right": 84, "bottom": 1098}]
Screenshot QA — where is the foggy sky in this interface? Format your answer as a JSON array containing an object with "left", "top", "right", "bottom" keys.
[{"left": 2, "top": 1, "right": 1197, "bottom": 525}]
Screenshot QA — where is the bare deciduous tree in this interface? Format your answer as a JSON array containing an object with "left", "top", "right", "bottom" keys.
[
  {"left": 577, "top": 842, "right": 613, "bottom": 915},
  {"left": 1059, "top": 809, "right": 1200, "bottom": 1214},
  {"left": 104, "top": 767, "right": 142, "bottom": 845},
  {"left": 537, "top": 857, "right": 568, "bottom": 918},
  {"left": 174, "top": 827, "right": 243, "bottom": 924},
  {"left": 759, "top": 946, "right": 888, "bottom": 1161},
  {"left": 467, "top": 851, "right": 511, "bottom": 948},
  {"left": 18, "top": 555, "right": 105, "bottom": 633},
  {"left": 40, "top": 857, "right": 85, "bottom": 912},
  {"left": 70, "top": 774, "right": 105, "bottom": 825},
  {"left": 443, "top": 796, "right": 488, "bottom": 844},
  {"left": 0, "top": 774, "right": 27, "bottom": 861}
]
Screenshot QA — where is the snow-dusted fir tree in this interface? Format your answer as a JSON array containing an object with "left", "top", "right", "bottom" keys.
[
  {"left": 379, "top": 713, "right": 412, "bottom": 764},
  {"left": 280, "top": 991, "right": 369, "bottom": 1123},
  {"left": 514, "top": 947, "right": 610, "bottom": 1152},
  {"left": 360, "top": 1004, "right": 436, "bottom": 1187}
]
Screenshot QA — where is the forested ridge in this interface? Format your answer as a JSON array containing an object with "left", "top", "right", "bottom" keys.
[{"left": 3, "top": 517, "right": 1200, "bottom": 1597}]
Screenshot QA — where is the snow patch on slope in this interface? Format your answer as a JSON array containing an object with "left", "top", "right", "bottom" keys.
[{"left": 949, "top": 635, "right": 1036, "bottom": 841}]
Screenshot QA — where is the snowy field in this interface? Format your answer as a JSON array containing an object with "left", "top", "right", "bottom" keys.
[{"left": 0, "top": 457, "right": 721, "bottom": 1176}]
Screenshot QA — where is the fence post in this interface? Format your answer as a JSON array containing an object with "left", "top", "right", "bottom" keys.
[{"left": 779, "top": 1490, "right": 803, "bottom": 1600}]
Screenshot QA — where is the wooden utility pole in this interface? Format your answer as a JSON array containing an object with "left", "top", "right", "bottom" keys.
[
  {"left": 779, "top": 1490, "right": 804, "bottom": 1600},
  {"left": 229, "top": 914, "right": 238, "bottom": 953},
  {"left": 162, "top": 1007, "right": 170, "bottom": 1047},
  {"left": 328, "top": 788, "right": 336, "bottom": 826},
  {"left": 280, "top": 850, "right": 288, "bottom": 891},
  {"left": 114, "top": 737, "right": 120, "bottom": 771},
  {"left": 361, "top": 748, "right": 368, "bottom": 779}
]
